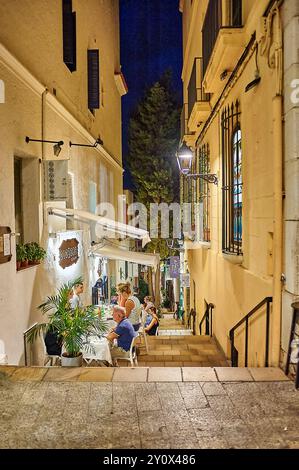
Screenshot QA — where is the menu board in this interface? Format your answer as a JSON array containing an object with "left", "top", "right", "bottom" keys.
[{"left": 0, "top": 227, "right": 12, "bottom": 264}]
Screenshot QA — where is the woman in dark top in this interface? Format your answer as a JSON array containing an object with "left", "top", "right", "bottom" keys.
[
  {"left": 44, "top": 329, "right": 62, "bottom": 355},
  {"left": 144, "top": 306, "right": 159, "bottom": 336}
]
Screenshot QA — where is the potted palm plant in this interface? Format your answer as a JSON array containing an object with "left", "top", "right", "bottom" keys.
[{"left": 27, "top": 277, "right": 108, "bottom": 367}]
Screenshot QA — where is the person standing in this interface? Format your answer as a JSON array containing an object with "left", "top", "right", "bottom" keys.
[
  {"left": 70, "top": 281, "right": 84, "bottom": 309},
  {"left": 117, "top": 282, "right": 142, "bottom": 331}
]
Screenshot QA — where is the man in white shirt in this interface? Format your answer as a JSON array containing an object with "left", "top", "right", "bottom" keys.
[{"left": 70, "top": 282, "right": 84, "bottom": 309}]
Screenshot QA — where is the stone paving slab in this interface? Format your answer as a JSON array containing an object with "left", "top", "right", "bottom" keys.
[
  {"left": 0, "top": 366, "right": 17, "bottom": 377},
  {"left": 249, "top": 367, "right": 289, "bottom": 381},
  {"left": 148, "top": 367, "right": 182, "bottom": 382},
  {"left": 113, "top": 367, "right": 148, "bottom": 382},
  {"left": 77, "top": 368, "right": 115, "bottom": 382},
  {"left": 43, "top": 367, "right": 82, "bottom": 381},
  {"left": 182, "top": 367, "right": 218, "bottom": 382},
  {"left": 10, "top": 367, "right": 48, "bottom": 382},
  {"left": 215, "top": 367, "right": 254, "bottom": 382}
]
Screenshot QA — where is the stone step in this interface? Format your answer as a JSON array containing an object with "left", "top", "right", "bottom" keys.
[{"left": 0, "top": 365, "right": 290, "bottom": 383}]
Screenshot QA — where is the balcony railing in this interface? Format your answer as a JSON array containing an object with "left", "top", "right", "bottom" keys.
[
  {"left": 188, "top": 58, "right": 210, "bottom": 119},
  {"left": 202, "top": 0, "right": 243, "bottom": 78}
]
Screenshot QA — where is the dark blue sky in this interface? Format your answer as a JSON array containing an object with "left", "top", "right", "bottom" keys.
[{"left": 120, "top": 0, "right": 183, "bottom": 189}]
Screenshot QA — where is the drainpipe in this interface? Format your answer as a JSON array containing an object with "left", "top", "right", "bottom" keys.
[
  {"left": 272, "top": 93, "right": 283, "bottom": 366},
  {"left": 260, "top": 1, "right": 283, "bottom": 366}
]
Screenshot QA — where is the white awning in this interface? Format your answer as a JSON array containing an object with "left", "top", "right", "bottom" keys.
[
  {"left": 48, "top": 207, "right": 151, "bottom": 248},
  {"left": 91, "top": 243, "right": 160, "bottom": 270}
]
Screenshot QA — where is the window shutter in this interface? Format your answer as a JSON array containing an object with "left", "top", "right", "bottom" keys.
[
  {"left": 62, "top": 0, "right": 76, "bottom": 72},
  {"left": 88, "top": 49, "right": 100, "bottom": 109}
]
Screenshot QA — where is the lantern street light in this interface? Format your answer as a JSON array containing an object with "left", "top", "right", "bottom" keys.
[{"left": 176, "top": 141, "right": 218, "bottom": 185}]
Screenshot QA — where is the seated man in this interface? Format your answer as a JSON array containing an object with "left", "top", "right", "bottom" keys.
[{"left": 106, "top": 305, "right": 136, "bottom": 362}]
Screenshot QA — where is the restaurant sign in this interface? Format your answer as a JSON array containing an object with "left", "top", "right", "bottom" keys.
[{"left": 59, "top": 238, "right": 79, "bottom": 269}]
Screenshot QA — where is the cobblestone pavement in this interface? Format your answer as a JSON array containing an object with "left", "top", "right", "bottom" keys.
[{"left": 0, "top": 366, "right": 298, "bottom": 449}]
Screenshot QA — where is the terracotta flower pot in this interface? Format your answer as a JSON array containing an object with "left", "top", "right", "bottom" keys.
[{"left": 21, "top": 260, "right": 29, "bottom": 268}]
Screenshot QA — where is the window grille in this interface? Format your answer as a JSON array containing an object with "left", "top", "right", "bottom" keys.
[
  {"left": 197, "top": 143, "right": 211, "bottom": 242},
  {"left": 221, "top": 100, "right": 242, "bottom": 254}
]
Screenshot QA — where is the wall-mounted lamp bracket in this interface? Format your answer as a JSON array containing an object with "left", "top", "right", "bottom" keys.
[
  {"left": 69, "top": 137, "right": 103, "bottom": 148},
  {"left": 25, "top": 136, "right": 64, "bottom": 156},
  {"left": 185, "top": 173, "right": 218, "bottom": 185}
]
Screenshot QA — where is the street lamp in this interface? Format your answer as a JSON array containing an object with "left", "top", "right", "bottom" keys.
[{"left": 176, "top": 141, "right": 218, "bottom": 185}]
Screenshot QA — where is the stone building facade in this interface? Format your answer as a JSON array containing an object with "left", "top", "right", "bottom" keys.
[
  {"left": 0, "top": 0, "right": 126, "bottom": 363},
  {"left": 179, "top": 0, "right": 286, "bottom": 367}
]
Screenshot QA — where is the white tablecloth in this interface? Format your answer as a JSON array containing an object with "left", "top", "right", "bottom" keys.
[{"left": 82, "top": 336, "right": 112, "bottom": 364}]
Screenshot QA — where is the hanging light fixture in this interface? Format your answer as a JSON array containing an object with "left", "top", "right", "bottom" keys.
[
  {"left": 176, "top": 142, "right": 193, "bottom": 175},
  {"left": 176, "top": 141, "right": 218, "bottom": 185}
]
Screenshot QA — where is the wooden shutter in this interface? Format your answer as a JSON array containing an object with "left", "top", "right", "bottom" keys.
[
  {"left": 88, "top": 50, "right": 100, "bottom": 109},
  {"left": 62, "top": 0, "right": 76, "bottom": 72}
]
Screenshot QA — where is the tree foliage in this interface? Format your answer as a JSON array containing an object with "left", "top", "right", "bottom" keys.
[{"left": 127, "top": 71, "right": 181, "bottom": 258}]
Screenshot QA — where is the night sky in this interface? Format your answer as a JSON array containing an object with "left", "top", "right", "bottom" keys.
[{"left": 120, "top": 0, "right": 183, "bottom": 189}]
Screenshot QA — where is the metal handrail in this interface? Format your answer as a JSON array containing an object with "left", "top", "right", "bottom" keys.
[
  {"left": 199, "top": 301, "right": 215, "bottom": 336},
  {"left": 229, "top": 297, "right": 273, "bottom": 367}
]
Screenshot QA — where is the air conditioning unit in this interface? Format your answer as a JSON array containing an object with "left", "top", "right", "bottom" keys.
[{"left": 43, "top": 160, "right": 68, "bottom": 201}]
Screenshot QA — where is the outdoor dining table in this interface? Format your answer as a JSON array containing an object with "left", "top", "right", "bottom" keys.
[
  {"left": 82, "top": 335, "right": 113, "bottom": 365},
  {"left": 81, "top": 311, "right": 117, "bottom": 365}
]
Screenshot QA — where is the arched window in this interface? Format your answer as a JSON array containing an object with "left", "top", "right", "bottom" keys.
[{"left": 232, "top": 127, "right": 242, "bottom": 246}]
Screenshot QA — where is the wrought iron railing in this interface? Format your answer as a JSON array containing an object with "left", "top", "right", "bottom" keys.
[
  {"left": 199, "top": 300, "right": 215, "bottom": 336},
  {"left": 229, "top": 297, "right": 273, "bottom": 367}
]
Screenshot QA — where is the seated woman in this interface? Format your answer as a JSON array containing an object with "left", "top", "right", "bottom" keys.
[
  {"left": 44, "top": 288, "right": 73, "bottom": 356},
  {"left": 144, "top": 306, "right": 159, "bottom": 336},
  {"left": 117, "top": 282, "right": 142, "bottom": 332},
  {"left": 143, "top": 296, "right": 154, "bottom": 312},
  {"left": 44, "top": 328, "right": 62, "bottom": 355}
]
